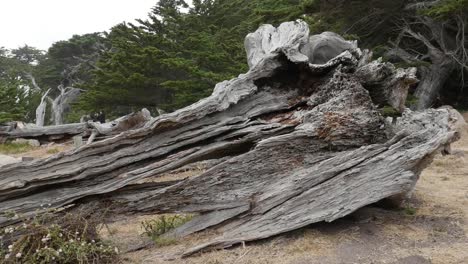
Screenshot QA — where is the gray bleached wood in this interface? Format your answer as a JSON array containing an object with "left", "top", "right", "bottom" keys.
[
  {"left": 1, "top": 123, "right": 88, "bottom": 142},
  {"left": 50, "top": 85, "right": 82, "bottom": 125},
  {"left": 302, "top": 31, "right": 357, "bottom": 64},
  {"left": 0, "top": 20, "right": 460, "bottom": 256},
  {"left": 35, "top": 88, "right": 51, "bottom": 127},
  {"left": 0, "top": 108, "right": 151, "bottom": 143},
  {"left": 356, "top": 58, "right": 418, "bottom": 112},
  {"left": 0, "top": 155, "right": 21, "bottom": 167}
]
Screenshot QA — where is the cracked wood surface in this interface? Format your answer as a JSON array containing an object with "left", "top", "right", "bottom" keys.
[{"left": 0, "top": 109, "right": 151, "bottom": 143}]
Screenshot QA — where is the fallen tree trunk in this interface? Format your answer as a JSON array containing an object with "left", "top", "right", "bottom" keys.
[
  {"left": 1, "top": 123, "right": 89, "bottom": 142},
  {"left": 0, "top": 109, "right": 151, "bottom": 143},
  {"left": 0, "top": 20, "right": 460, "bottom": 256}
]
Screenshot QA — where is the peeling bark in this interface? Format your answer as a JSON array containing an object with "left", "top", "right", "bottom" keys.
[{"left": 0, "top": 20, "right": 460, "bottom": 256}]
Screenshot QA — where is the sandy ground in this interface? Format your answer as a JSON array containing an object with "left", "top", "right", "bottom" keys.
[
  {"left": 110, "top": 115, "right": 468, "bottom": 264},
  {"left": 0, "top": 142, "right": 73, "bottom": 165}
]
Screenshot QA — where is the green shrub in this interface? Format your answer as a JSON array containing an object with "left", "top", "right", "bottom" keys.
[
  {"left": 379, "top": 105, "right": 400, "bottom": 118},
  {"left": 423, "top": 0, "right": 468, "bottom": 19},
  {"left": 403, "top": 205, "right": 417, "bottom": 216},
  {"left": 405, "top": 94, "right": 419, "bottom": 108},
  {"left": 141, "top": 215, "right": 193, "bottom": 246},
  {"left": 0, "top": 207, "right": 119, "bottom": 264}
]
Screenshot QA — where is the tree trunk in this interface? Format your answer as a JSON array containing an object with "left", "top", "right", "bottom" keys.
[
  {"left": 50, "top": 86, "right": 82, "bottom": 125},
  {"left": 414, "top": 56, "right": 455, "bottom": 109},
  {"left": 0, "top": 21, "right": 459, "bottom": 257},
  {"left": 35, "top": 89, "right": 51, "bottom": 127}
]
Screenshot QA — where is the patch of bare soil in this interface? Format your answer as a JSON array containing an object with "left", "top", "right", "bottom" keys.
[{"left": 108, "top": 114, "right": 468, "bottom": 264}]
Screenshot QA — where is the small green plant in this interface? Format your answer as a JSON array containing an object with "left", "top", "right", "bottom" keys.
[
  {"left": 141, "top": 215, "right": 193, "bottom": 246},
  {"left": 2, "top": 210, "right": 17, "bottom": 219},
  {"left": 0, "top": 207, "right": 119, "bottom": 264},
  {"left": 403, "top": 205, "right": 417, "bottom": 216},
  {"left": 0, "top": 143, "right": 35, "bottom": 154},
  {"left": 152, "top": 237, "right": 178, "bottom": 247},
  {"left": 379, "top": 105, "right": 400, "bottom": 118},
  {"left": 405, "top": 94, "right": 419, "bottom": 108}
]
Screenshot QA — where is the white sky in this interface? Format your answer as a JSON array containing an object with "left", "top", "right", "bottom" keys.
[{"left": 0, "top": 0, "right": 158, "bottom": 50}]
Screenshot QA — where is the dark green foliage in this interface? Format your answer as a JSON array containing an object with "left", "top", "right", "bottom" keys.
[
  {"left": 0, "top": 34, "right": 106, "bottom": 124},
  {"left": 0, "top": 79, "right": 26, "bottom": 123},
  {"left": 405, "top": 94, "right": 420, "bottom": 108},
  {"left": 0, "top": 47, "right": 39, "bottom": 123},
  {"left": 34, "top": 33, "right": 107, "bottom": 119},
  {"left": 38, "top": 33, "right": 107, "bottom": 88},
  {"left": 77, "top": 0, "right": 432, "bottom": 116},
  {"left": 423, "top": 0, "right": 468, "bottom": 18},
  {"left": 379, "top": 105, "right": 401, "bottom": 118},
  {"left": 78, "top": 0, "right": 322, "bottom": 115},
  {"left": 1, "top": 0, "right": 467, "bottom": 120}
]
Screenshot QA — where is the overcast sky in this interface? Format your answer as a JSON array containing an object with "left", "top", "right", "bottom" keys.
[{"left": 0, "top": 0, "right": 158, "bottom": 50}]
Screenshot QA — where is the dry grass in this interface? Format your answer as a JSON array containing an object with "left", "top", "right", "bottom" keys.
[
  {"left": 0, "top": 142, "right": 73, "bottom": 157},
  {"left": 9, "top": 142, "right": 73, "bottom": 159},
  {"left": 0, "top": 143, "right": 37, "bottom": 155}
]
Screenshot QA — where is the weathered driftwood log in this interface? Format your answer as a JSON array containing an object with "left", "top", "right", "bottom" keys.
[
  {"left": 0, "top": 20, "right": 460, "bottom": 256},
  {"left": 0, "top": 122, "right": 15, "bottom": 133},
  {"left": 0, "top": 109, "right": 151, "bottom": 143},
  {"left": 1, "top": 123, "right": 89, "bottom": 142}
]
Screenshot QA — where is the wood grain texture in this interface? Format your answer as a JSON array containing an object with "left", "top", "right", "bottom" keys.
[{"left": 0, "top": 109, "right": 151, "bottom": 143}]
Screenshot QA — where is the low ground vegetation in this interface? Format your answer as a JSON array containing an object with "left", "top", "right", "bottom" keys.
[
  {"left": 0, "top": 143, "right": 36, "bottom": 155},
  {"left": 141, "top": 215, "right": 193, "bottom": 247},
  {"left": 0, "top": 207, "right": 119, "bottom": 264}
]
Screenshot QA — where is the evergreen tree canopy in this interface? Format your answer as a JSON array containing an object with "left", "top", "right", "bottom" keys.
[
  {"left": 78, "top": 0, "right": 327, "bottom": 116},
  {"left": 1, "top": 0, "right": 467, "bottom": 122},
  {"left": 0, "top": 47, "right": 40, "bottom": 123}
]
